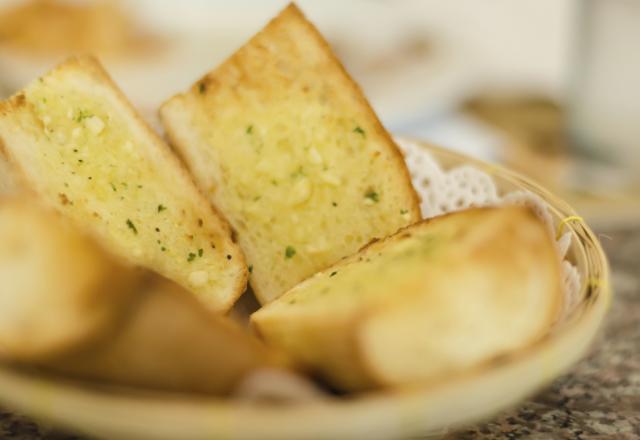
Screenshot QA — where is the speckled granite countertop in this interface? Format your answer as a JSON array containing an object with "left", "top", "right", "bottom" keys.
[
  {"left": 1, "top": 228, "right": 638, "bottom": 440},
  {"left": 449, "top": 228, "right": 640, "bottom": 440}
]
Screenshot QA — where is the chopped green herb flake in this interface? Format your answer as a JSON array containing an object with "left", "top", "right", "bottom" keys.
[
  {"left": 353, "top": 126, "right": 365, "bottom": 136},
  {"left": 109, "top": 183, "right": 117, "bottom": 192},
  {"left": 332, "top": 201, "right": 338, "bottom": 207},
  {"left": 73, "top": 149, "right": 78, "bottom": 153},
  {"left": 285, "top": 246, "right": 296, "bottom": 259},
  {"left": 291, "top": 166, "right": 305, "bottom": 179},
  {"left": 187, "top": 253, "right": 196, "bottom": 262},
  {"left": 198, "top": 248, "right": 203, "bottom": 257},
  {"left": 400, "top": 209, "right": 408, "bottom": 214},
  {"left": 248, "top": 265, "right": 253, "bottom": 273},
  {"left": 365, "top": 190, "right": 380, "bottom": 203},
  {"left": 75, "top": 109, "right": 93, "bottom": 123},
  {"left": 246, "top": 125, "right": 253, "bottom": 134},
  {"left": 198, "top": 82, "right": 206, "bottom": 94},
  {"left": 126, "top": 219, "right": 138, "bottom": 234},
  {"left": 157, "top": 204, "right": 167, "bottom": 213},
  {"left": 161, "top": 247, "right": 167, "bottom": 252},
  {"left": 330, "top": 271, "right": 338, "bottom": 277}
]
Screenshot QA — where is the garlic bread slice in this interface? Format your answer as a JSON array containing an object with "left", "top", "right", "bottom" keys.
[
  {"left": 161, "top": 4, "right": 420, "bottom": 304},
  {"left": 0, "top": 56, "right": 246, "bottom": 312},
  {"left": 252, "top": 207, "right": 562, "bottom": 391}
]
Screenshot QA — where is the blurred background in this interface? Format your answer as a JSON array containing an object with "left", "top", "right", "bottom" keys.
[{"left": 0, "top": 0, "right": 638, "bottom": 227}]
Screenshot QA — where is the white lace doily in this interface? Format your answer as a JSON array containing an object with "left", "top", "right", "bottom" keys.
[{"left": 397, "top": 139, "right": 581, "bottom": 320}]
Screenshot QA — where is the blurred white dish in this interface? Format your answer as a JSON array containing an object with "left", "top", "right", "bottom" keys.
[{"left": 0, "top": 0, "right": 571, "bottom": 136}]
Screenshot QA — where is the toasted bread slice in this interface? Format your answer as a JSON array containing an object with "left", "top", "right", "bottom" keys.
[
  {"left": 0, "top": 56, "right": 246, "bottom": 312},
  {"left": 252, "top": 207, "right": 562, "bottom": 391},
  {"left": 0, "top": 197, "right": 284, "bottom": 394},
  {"left": 0, "top": 196, "right": 143, "bottom": 361},
  {"left": 43, "top": 277, "right": 284, "bottom": 395},
  {"left": 160, "top": 3, "right": 421, "bottom": 304}
]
